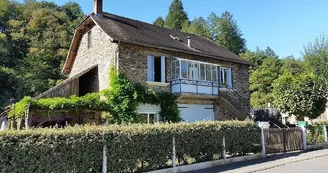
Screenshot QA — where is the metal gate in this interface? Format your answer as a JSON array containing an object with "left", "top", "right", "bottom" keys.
[{"left": 264, "top": 128, "right": 303, "bottom": 154}]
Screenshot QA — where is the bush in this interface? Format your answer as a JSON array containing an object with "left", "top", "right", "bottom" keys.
[
  {"left": 0, "top": 121, "right": 261, "bottom": 173},
  {"left": 307, "top": 123, "right": 326, "bottom": 145}
]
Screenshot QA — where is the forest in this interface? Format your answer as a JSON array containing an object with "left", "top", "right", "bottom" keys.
[{"left": 1, "top": 0, "right": 327, "bottom": 119}]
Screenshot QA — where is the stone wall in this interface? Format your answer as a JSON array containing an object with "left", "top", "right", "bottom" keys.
[
  {"left": 69, "top": 25, "right": 118, "bottom": 91},
  {"left": 118, "top": 43, "right": 250, "bottom": 120}
]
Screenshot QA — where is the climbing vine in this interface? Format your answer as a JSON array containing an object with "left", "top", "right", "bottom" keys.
[
  {"left": 9, "top": 66, "right": 180, "bottom": 124},
  {"left": 104, "top": 66, "right": 180, "bottom": 123}
]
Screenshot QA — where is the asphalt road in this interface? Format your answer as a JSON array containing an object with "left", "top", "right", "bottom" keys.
[{"left": 257, "top": 155, "right": 328, "bottom": 173}]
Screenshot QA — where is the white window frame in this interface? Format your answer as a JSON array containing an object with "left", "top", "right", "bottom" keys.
[
  {"left": 139, "top": 112, "right": 160, "bottom": 124},
  {"left": 220, "top": 67, "right": 228, "bottom": 84},
  {"left": 147, "top": 55, "right": 166, "bottom": 83},
  {"left": 172, "top": 57, "right": 220, "bottom": 83}
]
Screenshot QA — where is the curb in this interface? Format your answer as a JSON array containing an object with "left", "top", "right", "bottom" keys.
[{"left": 147, "top": 154, "right": 262, "bottom": 173}]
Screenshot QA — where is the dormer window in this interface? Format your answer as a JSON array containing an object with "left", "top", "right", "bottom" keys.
[{"left": 87, "top": 31, "right": 92, "bottom": 49}]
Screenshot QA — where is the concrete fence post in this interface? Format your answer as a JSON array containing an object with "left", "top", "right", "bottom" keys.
[
  {"left": 261, "top": 127, "right": 266, "bottom": 157},
  {"left": 301, "top": 126, "right": 307, "bottom": 151},
  {"left": 172, "top": 136, "right": 176, "bottom": 173},
  {"left": 323, "top": 125, "right": 327, "bottom": 142},
  {"left": 222, "top": 136, "right": 227, "bottom": 161},
  {"left": 102, "top": 135, "right": 107, "bottom": 173}
]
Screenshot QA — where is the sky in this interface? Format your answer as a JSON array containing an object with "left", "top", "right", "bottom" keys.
[{"left": 28, "top": 0, "right": 328, "bottom": 58}]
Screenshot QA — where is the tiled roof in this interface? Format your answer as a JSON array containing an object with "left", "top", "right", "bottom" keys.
[{"left": 91, "top": 12, "right": 250, "bottom": 65}]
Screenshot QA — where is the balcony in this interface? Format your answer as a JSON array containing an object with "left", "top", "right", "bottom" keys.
[{"left": 171, "top": 79, "right": 219, "bottom": 95}]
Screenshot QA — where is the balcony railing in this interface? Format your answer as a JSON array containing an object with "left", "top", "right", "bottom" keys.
[{"left": 171, "top": 79, "right": 219, "bottom": 95}]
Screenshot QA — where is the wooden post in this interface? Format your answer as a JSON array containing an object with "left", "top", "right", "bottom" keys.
[
  {"left": 222, "top": 136, "right": 227, "bottom": 161},
  {"left": 172, "top": 136, "right": 176, "bottom": 173},
  {"left": 261, "top": 127, "right": 266, "bottom": 157},
  {"left": 301, "top": 126, "right": 307, "bottom": 151},
  {"left": 282, "top": 129, "right": 287, "bottom": 153}
]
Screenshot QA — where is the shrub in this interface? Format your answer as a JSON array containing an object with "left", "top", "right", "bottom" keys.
[
  {"left": 307, "top": 123, "right": 326, "bottom": 145},
  {"left": 0, "top": 121, "right": 261, "bottom": 173}
]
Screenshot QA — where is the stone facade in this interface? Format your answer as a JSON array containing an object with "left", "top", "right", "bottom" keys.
[
  {"left": 118, "top": 42, "right": 250, "bottom": 120},
  {"left": 70, "top": 25, "right": 118, "bottom": 91}
]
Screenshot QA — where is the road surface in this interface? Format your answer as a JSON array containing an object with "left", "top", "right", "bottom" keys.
[
  {"left": 257, "top": 155, "right": 328, "bottom": 173},
  {"left": 187, "top": 149, "right": 328, "bottom": 173}
]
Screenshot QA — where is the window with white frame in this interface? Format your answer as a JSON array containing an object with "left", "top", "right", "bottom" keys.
[
  {"left": 139, "top": 113, "right": 159, "bottom": 124},
  {"left": 220, "top": 67, "right": 228, "bottom": 84},
  {"left": 147, "top": 55, "right": 166, "bottom": 83},
  {"left": 220, "top": 67, "right": 232, "bottom": 88},
  {"left": 171, "top": 57, "right": 219, "bottom": 82}
]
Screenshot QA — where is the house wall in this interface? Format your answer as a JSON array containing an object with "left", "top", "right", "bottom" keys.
[
  {"left": 118, "top": 42, "right": 250, "bottom": 120},
  {"left": 70, "top": 25, "right": 118, "bottom": 91}
]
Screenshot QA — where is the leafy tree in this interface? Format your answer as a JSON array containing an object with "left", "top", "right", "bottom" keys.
[
  {"left": 153, "top": 16, "right": 165, "bottom": 27},
  {"left": 273, "top": 73, "right": 327, "bottom": 120},
  {"left": 303, "top": 34, "right": 328, "bottom": 82},
  {"left": 164, "top": 0, "right": 188, "bottom": 31},
  {"left": 0, "top": 1, "right": 84, "bottom": 107},
  {"left": 208, "top": 11, "right": 246, "bottom": 54},
  {"left": 240, "top": 48, "right": 267, "bottom": 69},
  {"left": 280, "top": 56, "right": 305, "bottom": 75},
  {"left": 181, "top": 17, "right": 210, "bottom": 38}
]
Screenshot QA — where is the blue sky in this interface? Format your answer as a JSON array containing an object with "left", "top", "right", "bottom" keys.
[{"left": 32, "top": 0, "right": 328, "bottom": 58}]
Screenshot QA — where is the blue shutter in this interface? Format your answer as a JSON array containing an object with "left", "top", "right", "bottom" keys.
[
  {"left": 147, "top": 56, "right": 154, "bottom": 81},
  {"left": 161, "top": 56, "right": 166, "bottom": 83},
  {"left": 227, "top": 67, "right": 232, "bottom": 88}
]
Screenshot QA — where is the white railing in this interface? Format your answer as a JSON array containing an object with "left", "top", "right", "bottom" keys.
[{"left": 171, "top": 79, "right": 219, "bottom": 95}]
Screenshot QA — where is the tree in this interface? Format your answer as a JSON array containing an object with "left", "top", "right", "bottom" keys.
[
  {"left": 280, "top": 56, "right": 305, "bottom": 75},
  {"left": 249, "top": 56, "right": 281, "bottom": 107},
  {"left": 153, "top": 16, "right": 165, "bottom": 27},
  {"left": 208, "top": 11, "right": 246, "bottom": 54},
  {"left": 240, "top": 48, "right": 267, "bottom": 69},
  {"left": 164, "top": 0, "right": 188, "bottom": 31},
  {"left": 181, "top": 17, "right": 210, "bottom": 38},
  {"left": 273, "top": 73, "right": 327, "bottom": 120},
  {"left": 303, "top": 34, "right": 328, "bottom": 82},
  {"left": 0, "top": 1, "right": 84, "bottom": 107}
]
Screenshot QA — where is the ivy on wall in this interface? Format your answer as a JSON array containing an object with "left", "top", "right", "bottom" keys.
[{"left": 8, "top": 66, "right": 180, "bottom": 124}]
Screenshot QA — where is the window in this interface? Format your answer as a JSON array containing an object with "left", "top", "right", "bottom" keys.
[
  {"left": 188, "top": 62, "right": 199, "bottom": 80},
  {"left": 147, "top": 56, "right": 166, "bottom": 82},
  {"left": 170, "top": 57, "right": 221, "bottom": 83},
  {"left": 139, "top": 113, "right": 159, "bottom": 124},
  {"left": 181, "top": 60, "right": 188, "bottom": 78},
  {"left": 211, "top": 65, "right": 217, "bottom": 82},
  {"left": 220, "top": 67, "right": 232, "bottom": 88},
  {"left": 206, "top": 64, "right": 211, "bottom": 81},
  {"left": 199, "top": 64, "right": 205, "bottom": 81},
  {"left": 220, "top": 67, "right": 228, "bottom": 84},
  {"left": 171, "top": 58, "right": 180, "bottom": 79},
  {"left": 87, "top": 31, "right": 92, "bottom": 49}
]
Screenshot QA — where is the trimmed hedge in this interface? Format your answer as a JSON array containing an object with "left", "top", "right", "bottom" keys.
[
  {"left": 307, "top": 123, "right": 326, "bottom": 145},
  {"left": 0, "top": 121, "right": 261, "bottom": 173}
]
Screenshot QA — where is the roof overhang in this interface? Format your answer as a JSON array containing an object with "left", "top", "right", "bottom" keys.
[{"left": 62, "top": 15, "right": 96, "bottom": 74}]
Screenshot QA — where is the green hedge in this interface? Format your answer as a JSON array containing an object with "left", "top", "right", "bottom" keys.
[
  {"left": 0, "top": 121, "right": 261, "bottom": 173},
  {"left": 307, "top": 123, "right": 326, "bottom": 145}
]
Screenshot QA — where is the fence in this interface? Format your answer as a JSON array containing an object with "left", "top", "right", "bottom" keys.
[{"left": 262, "top": 127, "right": 304, "bottom": 155}]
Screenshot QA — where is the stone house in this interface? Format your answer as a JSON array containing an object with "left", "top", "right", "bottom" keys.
[{"left": 37, "top": 0, "right": 251, "bottom": 123}]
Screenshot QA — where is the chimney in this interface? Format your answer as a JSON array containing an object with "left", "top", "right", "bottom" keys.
[
  {"left": 94, "top": 0, "right": 103, "bottom": 15},
  {"left": 188, "top": 36, "right": 191, "bottom": 48}
]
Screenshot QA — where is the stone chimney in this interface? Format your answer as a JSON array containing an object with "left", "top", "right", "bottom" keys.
[{"left": 94, "top": 0, "right": 103, "bottom": 15}]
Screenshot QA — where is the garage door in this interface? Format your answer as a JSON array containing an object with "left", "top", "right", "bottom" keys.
[{"left": 178, "top": 104, "right": 215, "bottom": 123}]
